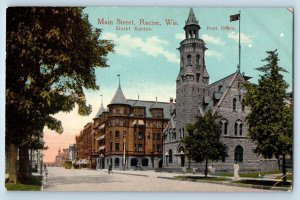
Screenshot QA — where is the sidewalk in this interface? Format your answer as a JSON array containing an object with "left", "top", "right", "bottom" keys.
[{"left": 97, "top": 169, "right": 291, "bottom": 191}]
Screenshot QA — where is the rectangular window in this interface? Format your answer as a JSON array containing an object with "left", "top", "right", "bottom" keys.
[
  {"left": 138, "top": 144, "right": 143, "bottom": 152},
  {"left": 115, "top": 118, "right": 119, "bottom": 126},
  {"left": 115, "top": 143, "right": 119, "bottom": 151},
  {"left": 156, "top": 145, "right": 161, "bottom": 152},
  {"left": 156, "top": 133, "right": 161, "bottom": 140},
  {"left": 115, "top": 131, "right": 120, "bottom": 138},
  {"left": 196, "top": 73, "right": 200, "bottom": 82},
  {"left": 138, "top": 132, "right": 143, "bottom": 140},
  {"left": 153, "top": 144, "right": 155, "bottom": 152}
]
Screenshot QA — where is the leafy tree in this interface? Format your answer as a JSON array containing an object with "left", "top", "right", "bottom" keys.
[
  {"left": 243, "top": 50, "right": 292, "bottom": 182},
  {"left": 6, "top": 7, "right": 114, "bottom": 183},
  {"left": 181, "top": 110, "right": 228, "bottom": 177}
]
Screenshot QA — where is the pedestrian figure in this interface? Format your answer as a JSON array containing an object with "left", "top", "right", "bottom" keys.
[
  {"left": 43, "top": 164, "right": 48, "bottom": 177},
  {"left": 108, "top": 164, "right": 112, "bottom": 174}
]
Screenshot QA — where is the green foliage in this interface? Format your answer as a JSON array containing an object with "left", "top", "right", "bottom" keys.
[
  {"left": 181, "top": 110, "right": 228, "bottom": 175},
  {"left": 243, "top": 50, "right": 292, "bottom": 182},
  {"left": 6, "top": 7, "right": 114, "bottom": 147},
  {"left": 6, "top": 7, "right": 114, "bottom": 183},
  {"left": 5, "top": 175, "right": 42, "bottom": 191}
]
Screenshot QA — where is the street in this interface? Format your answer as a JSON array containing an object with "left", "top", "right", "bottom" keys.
[{"left": 42, "top": 167, "right": 269, "bottom": 192}]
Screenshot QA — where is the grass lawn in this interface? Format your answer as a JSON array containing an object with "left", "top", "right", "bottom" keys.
[
  {"left": 174, "top": 176, "right": 231, "bottom": 182},
  {"left": 236, "top": 180, "right": 291, "bottom": 188},
  {"left": 5, "top": 176, "right": 42, "bottom": 191},
  {"left": 216, "top": 170, "right": 291, "bottom": 179}
]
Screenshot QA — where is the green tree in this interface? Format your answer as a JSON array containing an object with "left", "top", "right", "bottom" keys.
[
  {"left": 243, "top": 50, "right": 292, "bottom": 183},
  {"left": 181, "top": 110, "right": 228, "bottom": 177},
  {"left": 6, "top": 7, "right": 114, "bottom": 183}
]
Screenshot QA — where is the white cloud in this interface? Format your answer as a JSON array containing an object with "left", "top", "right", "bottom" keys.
[
  {"left": 103, "top": 33, "right": 179, "bottom": 63},
  {"left": 206, "top": 50, "right": 223, "bottom": 60},
  {"left": 175, "top": 33, "right": 185, "bottom": 40},
  {"left": 202, "top": 34, "right": 225, "bottom": 46},
  {"left": 228, "top": 32, "right": 252, "bottom": 44}
]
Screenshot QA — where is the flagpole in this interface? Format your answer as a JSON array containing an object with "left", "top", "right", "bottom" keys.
[{"left": 238, "top": 10, "right": 241, "bottom": 71}]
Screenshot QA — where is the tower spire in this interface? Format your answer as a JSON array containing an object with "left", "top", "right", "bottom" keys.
[
  {"left": 117, "top": 74, "right": 121, "bottom": 88},
  {"left": 186, "top": 8, "right": 198, "bottom": 26},
  {"left": 100, "top": 94, "right": 103, "bottom": 106}
]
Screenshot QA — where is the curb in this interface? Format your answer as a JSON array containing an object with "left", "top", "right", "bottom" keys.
[
  {"left": 156, "top": 176, "right": 290, "bottom": 191},
  {"left": 102, "top": 170, "right": 149, "bottom": 177}
]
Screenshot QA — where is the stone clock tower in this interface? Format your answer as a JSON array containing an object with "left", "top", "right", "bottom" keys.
[{"left": 175, "top": 8, "right": 210, "bottom": 133}]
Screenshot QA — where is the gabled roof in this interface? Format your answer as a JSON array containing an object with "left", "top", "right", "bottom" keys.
[
  {"left": 210, "top": 70, "right": 246, "bottom": 113},
  {"left": 108, "top": 84, "right": 130, "bottom": 106}
]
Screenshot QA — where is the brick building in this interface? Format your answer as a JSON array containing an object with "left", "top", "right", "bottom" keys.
[
  {"left": 92, "top": 82, "right": 170, "bottom": 170},
  {"left": 75, "top": 122, "right": 94, "bottom": 167},
  {"left": 163, "top": 8, "right": 277, "bottom": 172}
]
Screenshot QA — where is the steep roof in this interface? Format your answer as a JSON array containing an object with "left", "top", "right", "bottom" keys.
[
  {"left": 108, "top": 84, "right": 130, "bottom": 106},
  {"left": 203, "top": 67, "right": 209, "bottom": 78},
  {"left": 185, "top": 8, "right": 199, "bottom": 26},
  {"left": 206, "top": 70, "right": 247, "bottom": 112},
  {"left": 94, "top": 103, "right": 105, "bottom": 118}
]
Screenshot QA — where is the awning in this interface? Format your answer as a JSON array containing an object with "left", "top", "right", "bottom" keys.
[
  {"left": 99, "top": 135, "right": 105, "bottom": 140},
  {"left": 98, "top": 124, "right": 105, "bottom": 130},
  {"left": 96, "top": 135, "right": 105, "bottom": 141},
  {"left": 133, "top": 119, "right": 145, "bottom": 126},
  {"left": 98, "top": 145, "right": 105, "bottom": 151}
]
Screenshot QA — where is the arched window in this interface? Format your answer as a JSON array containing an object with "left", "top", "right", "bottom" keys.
[
  {"left": 142, "top": 158, "right": 149, "bottom": 166},
  {"left": 233, "top": 98, "right": 237, "bottom": 111},
  {"left": 187, "top": 55, "right": 192, "bottom": 66},
  {"left": 224, "top": 121, "right": 228, "bottom": 135},
  {"left": 234, "top": 145, "right": 244, "bottom": 162},
  {"left": 242, "top": 99, "right": 245, "bottom": 112},
  {"left": 168, "top": 149, "right": 173, "bottom": 163},
  {"left": 130, "top": 158, "right": 138, "bottom": 166},
  {"left": 220, "top": 118, "right": 228, "bottom": 135},
  {"left": 234, "top": 122, "right": 238, "bottom": 135},
  {"left": 196, "top": 55, "right": 200, "bottom": 65},
  {"left": 239, "top": 123, "right": 243, "bottom": 136},
  {"left": 115, "top": 158, "right": 120, "bottom": 167},
  {"left": 235, "top": 119, "right": 243, "bottom": 136}
]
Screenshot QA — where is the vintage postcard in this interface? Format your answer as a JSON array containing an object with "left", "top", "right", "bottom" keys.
[{"left": 5, "top": 7, "right": 293, "bottom": 192}]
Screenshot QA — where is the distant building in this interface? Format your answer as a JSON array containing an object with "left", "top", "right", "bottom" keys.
[
  {"left": 69, "top": 144, "right": 76, "bottom": 164},
  {"left": 54, "top": 147, "right": 63, "bottom": 167},
  {"left": 75, "top": 122, "right": 93, "bottom": 168},
  {"left": 91, "top": 82, "right": 170, "bottom": 170}
]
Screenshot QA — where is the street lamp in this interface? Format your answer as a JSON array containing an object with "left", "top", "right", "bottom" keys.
[{"left": 165, "top": 151, "right": 169, "bottom": 167}]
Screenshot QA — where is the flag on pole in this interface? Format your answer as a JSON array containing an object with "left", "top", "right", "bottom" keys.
[{"left": 230, "top": 14, "right": 240, "bottom": 22}]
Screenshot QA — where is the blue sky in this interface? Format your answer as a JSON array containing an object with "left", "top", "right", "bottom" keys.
[
  {"left": 83, "top": 7, "right": 293, "bottom": 106},
  {"left": 42, "top": 7, "right": 293, "bottom": 161}
]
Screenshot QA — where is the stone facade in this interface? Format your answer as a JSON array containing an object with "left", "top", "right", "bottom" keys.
[{"left": 163, "top": 8, "right": 277, "bottom": 172}]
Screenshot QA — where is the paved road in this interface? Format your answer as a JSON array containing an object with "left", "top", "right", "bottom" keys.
[{"left": 43, "top": 167, "right": 269, "bottom": 192}]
